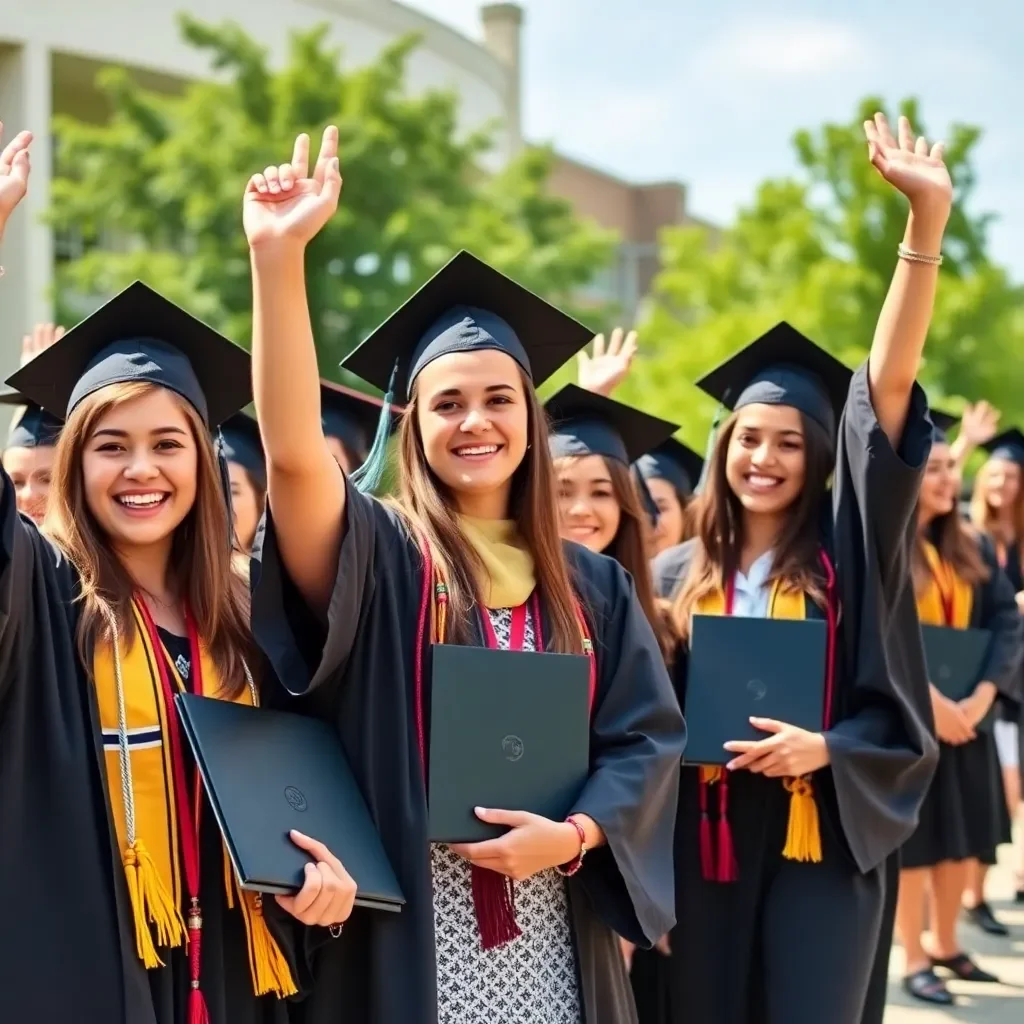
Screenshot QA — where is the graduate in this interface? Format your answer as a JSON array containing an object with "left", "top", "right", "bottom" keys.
[
  {"left": 221, "top": 411, "right": 267, "bottom": 555},
  {"left": 633, "top": 438, "right": 703, "bottom": 556},
  {"left": 969, "top": 426, "right": 1024, "bottom": 905},
  {"left": 0, "top": 387, "right": 62, "bottom": 523},
  {"left": 243, "top": 127, "right": 686, "bottom": 1024},
  {"left": 651, "top": 112, "right": 948, "bottom": 1024},
  {"left": 895, "top": 417, "right": 1021, "bottom": 1005},
  {"left": 0, "top": 140, "right": 354, "bottom": 1021},
  {"left": 319, "top": 379, "right": 399, "bottom": 472},
  {"left": 544, "top": 383, "right": 681, "bottom": 1023}
]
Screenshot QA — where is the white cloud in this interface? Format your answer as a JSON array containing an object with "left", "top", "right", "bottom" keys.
[{"left": 690, "top": 20, "right": 874, "bottom": 81}]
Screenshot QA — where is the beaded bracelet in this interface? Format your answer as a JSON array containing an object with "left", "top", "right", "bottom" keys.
[
  {"left": 897, "top": 243, "right": 943, "bottom": 266},
  {"left": 555, "top": 816, "right": 588, "bottom": 877}
]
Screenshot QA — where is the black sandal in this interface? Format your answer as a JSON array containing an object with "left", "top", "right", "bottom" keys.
[
  {"left": 903, "top": 968, "right": 954, "bottom": 1005},
  {"left": 930, "top": 952, "right": 1000, "bottom": 984}
]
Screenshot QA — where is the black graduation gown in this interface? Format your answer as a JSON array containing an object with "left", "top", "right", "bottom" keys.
[
  {"left": 0, "top": 469, "right": 304, "bottom": 1024},
  {"left": 900, "top": 537, "right": 1022, "bottom": 869},
  {"left": 250, "top": 482, "right": 686, "bottom": 1024},
  {"left": 650, "top": 365, "right": 937, "bottom": 1024}
]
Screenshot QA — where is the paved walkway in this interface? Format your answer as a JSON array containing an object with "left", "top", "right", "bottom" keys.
[{"left": 885, "top": 841, "right": 1023, "bottom": 1022}]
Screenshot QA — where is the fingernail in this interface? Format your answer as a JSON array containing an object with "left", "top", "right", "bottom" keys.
[
  {"left": 291, "top": 829, "right": 308, "bottom": 840},
  {"left": 474, "top": 806, "right": 487, "bottom": 815}
]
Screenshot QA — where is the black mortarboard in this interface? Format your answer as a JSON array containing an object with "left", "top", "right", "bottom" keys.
[
  {"left": 6, "top": 282, "right": 251, "bottom": 427},
  {"left": 320, "top": 381, "right": 401, "bottom": 459},
  {"left": 545, "top": 385, "right": 678, "bottom": 466},
  {"left": 0, "top": 389, "right": 63, "bottom": 449},
  {"left": 983, "top": 427, "right": 1024, "bottom": 466},
  {"left": 633, "top": 437, "right": 704, "bottom": 499},
  {"left": 696, "top": 322, "right": 852, "bottom": 438},
  {"left": 341, "top": 251, "right": 594, "bottom": 400},
  {"left": 220, "top": 412, "right": 266, "bottom": 489},
  {"left": 928, "top": 409, "right": 959, "bottom": 445},
  {"left": 545, "top": 385, "right": 678, "bottom": 523}
]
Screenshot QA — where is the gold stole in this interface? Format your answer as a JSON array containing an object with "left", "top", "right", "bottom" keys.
[
  {"left": 695, "top": 577, "right": 823, "bottom": 864},
  {"left": 93, "top": 600, "right": 297, "bottom": 997},
  {"left": 917, "top": 542, "right": 974, "bottom": 628},
  {"left": 458, "top": 515, "right": 536, "bottom": 608}
]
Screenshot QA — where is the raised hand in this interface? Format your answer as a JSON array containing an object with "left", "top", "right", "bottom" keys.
[
  {"left": 20, "top": 323, "right": 65, "bottom": 368},
  {"left": 0, "top": 123, "right": 33, "bottom": 242},
  {"left": 959, "top": 401, "right": 1000, "bottom": 447},
  {"left": 863, "top": 113, "right": 952, "bottom": 215},
  {"left": 243, "top": 127, "right": 342, "bottom": 250},
  {"left": 577, "top": 328, "right": 638, "bottom": 397}
]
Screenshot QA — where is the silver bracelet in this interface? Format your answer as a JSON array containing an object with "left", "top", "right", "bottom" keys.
[
  {"left": 329, "top": 923, "right": 344, "bottom": 938},
  {"left": 897, "top": 243, "right": 943, "bottom": 266}
]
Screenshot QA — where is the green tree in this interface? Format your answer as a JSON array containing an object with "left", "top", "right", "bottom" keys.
[
  {"left": 49, "top": 16, "right": 613, "bottom": 380},
  {"left": 632, "top": 98, "right": 1024, "bottom": 450}
]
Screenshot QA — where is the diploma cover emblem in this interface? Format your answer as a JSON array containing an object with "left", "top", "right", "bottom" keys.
[
  {"left": 502, "top": 735, "right": 525, "bottom": 762},
  {"left": 284, "top": 786, "right": 308, "bottom": 811}
]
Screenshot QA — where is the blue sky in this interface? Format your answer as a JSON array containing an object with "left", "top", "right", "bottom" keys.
[{"left": 408, "top": 0, "right": 1024, "bottom": 278}]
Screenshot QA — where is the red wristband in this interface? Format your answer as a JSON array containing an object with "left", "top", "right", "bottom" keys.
[{"left": 555, "top": 816, "right": 587, "bottom": 877}]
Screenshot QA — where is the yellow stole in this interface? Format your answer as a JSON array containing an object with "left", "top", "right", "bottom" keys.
[
  {"left": 917, "top": 541, "right": 973, "bottom": 628},
  {"left": 458, "top": 515, "right": 536, "bottom": 609},
  {"left": 93, "top": 600, "right": 297, "bottom": 997},
  {"left": 695, "top": 577, "right": 823, "bottom": 865}
]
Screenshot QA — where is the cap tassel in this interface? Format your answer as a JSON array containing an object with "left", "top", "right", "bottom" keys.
[
  {"left": 782, "top": 777, "right": 822, "bottom": 863},
  {"left": 695, "top": 399, "right": 727, "bottom": 495},
  {"left": 635, "top": 470, "right": 660, "bottom": 527},
  {"left": 215, "top": 429, "right": 237, "bottom": 551},
  {"left": 350, "top": 360, "right": 399, "bottom": 495},
  {"left": 471, "top": 865, "right": 521, "bottom": 950},
  {"left": 123, "top": 840, "right": 186, "bottom": 967}
]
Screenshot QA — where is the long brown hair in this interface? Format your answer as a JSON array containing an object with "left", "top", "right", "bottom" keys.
[
  {"left": 44, "top": 381, "right": 256, "bottom": 698},
  {"left": 555, "top": 454, "right": 675, "bottom": 658},
  {"left": 392, "top": 369, "right": 584, "bottom": 653},
  {"left": 970, "top": 457, "right": 1024, "bottom": 570},
  {"left": 914, "top": 508, "right": 989, "bottom": 593},
  {"left": 672, "top": 410, "right": 833, "bottom": 641}
]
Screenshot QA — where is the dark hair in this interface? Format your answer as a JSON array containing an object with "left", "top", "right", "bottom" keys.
[
  {"left": 672, "top": 409, "right": 833, "bottom": 640},
  {"left": 391, "top": 369, "right": 585, "bottom": 654},
  {"left": 914, "top": 509, "right": 989, "bottom": 592}
]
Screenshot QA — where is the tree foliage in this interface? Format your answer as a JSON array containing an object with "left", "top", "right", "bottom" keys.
[
  {"left": 631, "top": 97, "right": 1024, "bottom": 450},
  {"left": 49, "top": 16, "right": 614, "bottom": 382}
]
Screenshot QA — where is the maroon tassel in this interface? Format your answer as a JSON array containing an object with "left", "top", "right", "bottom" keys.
[
  {"left": 187, "top": 919, "right": 210, "bottom": 1024},
  {"left": 698, "top": 779, "right": 715, "bottom": 881},
  {"left": 715, "top": 779, "right": 738, "bottom": 882},
  {"left": 471, "top": 865, "right": 521, "bottom": 950}
]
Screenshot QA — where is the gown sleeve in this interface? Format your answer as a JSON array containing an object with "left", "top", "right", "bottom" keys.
[
  {"left": 250, "top": 477, "right": 417, "bottom": 698},
  {"left": 823, "top": 363, "right": 940, "bottom": 873},
  {"left": 975, "top": 538, "right": 1023, "bottom": 700},
  {"left": 567, "top": 549, "right": 687, "bottom": 947},
  {"left": 651, "top": 540, "right": 698, "bottom": 601}
]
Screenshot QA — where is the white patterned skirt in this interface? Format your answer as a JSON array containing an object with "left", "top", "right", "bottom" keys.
[{"left": 431, "top": 843, "right": 582, "bottom": 1023}]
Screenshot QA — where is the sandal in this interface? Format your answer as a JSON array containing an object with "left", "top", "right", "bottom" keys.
[
  {"left": 903, "top": 968, "right": 954, "bottom": 1005},
  {"left": 930, "top": 952, "right": 1000, "bottom": 984}
]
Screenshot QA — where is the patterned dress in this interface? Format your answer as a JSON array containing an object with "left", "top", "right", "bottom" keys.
[{"left": 431, "top": 607, "right": 582, "bottom": 1024}]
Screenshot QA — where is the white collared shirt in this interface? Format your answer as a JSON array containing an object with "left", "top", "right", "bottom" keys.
[{"left": 731, "top": 550, "right": 775, "bottom": 618}]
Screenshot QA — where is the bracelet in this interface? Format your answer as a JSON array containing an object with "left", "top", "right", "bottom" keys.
[
  {"left": 555, "top": 816, "right": 587, "bottom": 877},
  {"left": 897, "top": 243, "right": 943, "bottom": 266},
  {"left": 329, "top": 923, "right": 344, "bottom": 938}
]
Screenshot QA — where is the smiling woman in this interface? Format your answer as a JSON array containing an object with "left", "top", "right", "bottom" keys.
[
  {"left": 0, "top": 145, "right": 355, "bottom": 1024},
  {"left": 244, "top": 127, "right": 685, "bottom": 1024}
]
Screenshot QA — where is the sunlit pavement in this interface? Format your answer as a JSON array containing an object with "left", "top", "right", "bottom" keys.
[{"left": 885, "top": 839, "right": 1023, "bottom": 1022}]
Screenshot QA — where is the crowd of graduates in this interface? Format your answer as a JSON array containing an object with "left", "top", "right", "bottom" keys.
[{"left": 0, "top": 108, "right": 1020, "bottom": 1024}]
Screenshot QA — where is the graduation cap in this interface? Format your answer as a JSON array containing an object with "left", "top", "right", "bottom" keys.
[
  {"left": 982, "top": 427, "right": 1024, "bottom": 466},
  {"left": 545, "top": 384, "right": 679, "bottom": 523},
  {"left": 633, "top": 437, "right": 704, "bottom": 500},
  {"left": 320, "top": 380, "right": 401, "bottom": 461},
  {"left": 928, "top": 408, "right": 959, "bottom": 445},
  {"left": 342, "top": 251, "right": 594, "bottom": 400},
  {"left": 0, "top": 388, "right": 63, "bottom": 449},
  {"left": 695, "top": 322, "right": 852, "bottom": 439},
  {"left": 220, "top": 412, "right": 266, "bottom": 490},
  {"left": 6, "top": 282, "right": 251, "bottom": 427},
  {"left": 341, "top": 251, "right": 595, "bottom": 493}
]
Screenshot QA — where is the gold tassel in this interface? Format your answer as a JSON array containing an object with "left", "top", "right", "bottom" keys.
[
  {"left": 782, "top": 778, "right": 822, "bottom": 863},
  {"left": 700, "top": 765, "right": 723, "bottom": 784},
  {"left": 124, "top": 842, "right": 186, "bottom": 967},
  {"left": 239, "top": 885, "right": 298, "bottom": 998}
]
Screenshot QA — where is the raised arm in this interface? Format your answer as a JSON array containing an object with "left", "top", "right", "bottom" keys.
[
  {"left": 863, "top": 113, "right": 952, "bottom": 446},
  {"left": 244, "top": 128, "right": 346, "bottom": 616},
  {"left": 950, "top": 401, "right": 1000, "bottom": 473}
]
